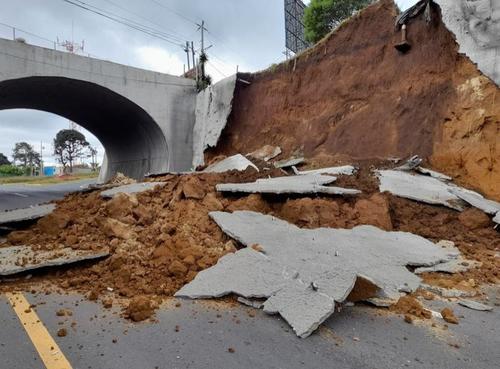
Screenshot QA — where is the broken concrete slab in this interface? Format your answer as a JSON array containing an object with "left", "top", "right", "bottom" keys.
[
  {"left": 0, "top": 245, "right": 109, "bottom": 276},
  {"left": 216, "top": 174, "right": 361, "bottom": 196},
  {"left": 458, "top": 299, "right": 494, "bottom": 312},
  {"left": 376, "top": 170, "right": 465, "bottom": 211},
  {"left": 99, "top": 182, "right": 165, "bottom": 199},
  {"left": 274, "top": 157, "right": 305, "bottom": 169},
  {"left": 449, "top": 188, "right": 500, "bottom": 216},
  {"left": 393, "top": 155, "right": 452, "bottom": 181},
  {"left": 192, "top": 75, "right": 237, "bottom": 168},
  {"left": 394, "top": 155, "right": 422, "bottom": 171},
  {"left": 415, "top": 258, "right": 481, "bottom": 274},
  {"left": 176, "top": 211, "right": 458, "bottom": 338},
  {"left": 493, "top": 212, "right": 500, "bottom": 225},
  {"left": 420, "top": 284, "right": 476, "bottom": 298},
  {"left": 237, "top": 297, "right": 264, "bottom": 309},
  {"left": 0, "top": 204, "right": 56, "bottom": 225},
  {"left": 292, "top": 165, "right": 357, "bottom": 176},
  {"left": 415, "top": 240, "right": 478, "bottom": 274},
  {"left": 416, "top": 167, "right": 452, "bottom": 181},
  {"left": 203, "top": 154, "right": 259, "bottom": 173},
  {"left": 247, "top": 145, "right": 282, "bottom": 162}
]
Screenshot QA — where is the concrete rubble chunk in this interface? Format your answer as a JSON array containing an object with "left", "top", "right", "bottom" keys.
[
  {"left": 203, "top": 154, "right": 259, "bottom": 173},
  {"left": 247, "top": 145, "right": 282, "bottom": 162},
  {"left": 237, "top": 297, "right": 264, "bottom": 309},
  {"left": 216, "top": 174, "right": 361, "bottom": 196},
  {"left": 395, "top": 155, "right": 422, "bottom": 171},
  {"left": 416, "top": 167, "right": 452, "bottom": 181},
  {"left": 176, "top": 211, "right": 459, "bottom": 338},
  {"left": 100, "top": 182, "right": 165, "bottom": 199},
  {"left": 414, "top": 240, "right": 479, "bottom": 274},
  {"left": 0, "top": 245, "right": 109, "bottom": 276},
  {"left": 376, "top": 170, "right": 465, "bottom": 210},
  {"left": 274, "top": 157, "right": 305, "bottom": 169},
  {"left": 493, "top": 213, "right": 500, "bottom": 225},
  {"left": 292, "top": 165, "right": 357, "bottom": 176},
  {"left": 449, "top": 188, "right": 500, "bottom": 216},
  {"left": 420, "top": 284, "right": 476, "bottom": 298},
  {"left": 0, "top": 204, "right": 56, "bottom": 225},
  {"left": 458, "top": 299, "right": 494, "bottom": 312}
]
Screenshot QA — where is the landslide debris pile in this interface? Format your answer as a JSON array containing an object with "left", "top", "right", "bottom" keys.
[
  {"left": 210, "top": 0, "right": 500, "bottom": 201},
  {"left": 0, "top": 0, "right": 499, "bottom": 335},
  {"left": 0, "top": 162, "right": 498, "bottom": 324}
]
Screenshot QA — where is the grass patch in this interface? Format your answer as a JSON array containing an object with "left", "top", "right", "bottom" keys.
[{"left": 0, "top": 172, "right": 98, "bottom": 185}]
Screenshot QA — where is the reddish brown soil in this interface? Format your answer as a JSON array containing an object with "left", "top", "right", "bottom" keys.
[
  {"left": 390, "top": 296, "right": 432, "bottom": 321},
  {"left": 208, "top": 0, "right": 500, "bottom": 200},
  {"left": 1, "top": 163, "right": 498, "bottom": 321}
]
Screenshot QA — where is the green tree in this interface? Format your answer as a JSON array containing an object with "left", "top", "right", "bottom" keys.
[
  {"left": 53, "top": 129, "right": 89, "bottom": 173},
  {"left": 0, "top": 153, "right": 10, "bottom": 165},
  {"left": 304, "top": 0, "right": 371, "bottom": 44},
  {"left": 0, "top": 164, "right": 24, "bottom": 176},
  {"left": 12, "top": 142, "right": 41, "bottom": 175}
]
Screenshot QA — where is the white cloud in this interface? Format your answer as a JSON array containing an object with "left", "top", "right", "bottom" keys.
[{"left": 134, "top": 46, "right": 186, "bottom": 75}]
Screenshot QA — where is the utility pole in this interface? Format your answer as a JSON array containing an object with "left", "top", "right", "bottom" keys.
[
  {"left": 197, "top": 20, "right": 206, "bottom": 54},
  {"left": 40, "top": 141, "right": 44, "bottom": 176},
  {"left": 191, "top": 41, "right": 198, "bottom": 83},
  {"left": 184, "top": 41, "right": 191, "bottom": 71}
]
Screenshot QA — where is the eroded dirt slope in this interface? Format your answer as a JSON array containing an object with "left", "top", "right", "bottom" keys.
[{"left": 209, "top": 0, "right": 499, "bottom": 200}]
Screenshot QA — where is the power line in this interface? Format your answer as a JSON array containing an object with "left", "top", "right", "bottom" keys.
[
  {"left": 207, "top": 60, "right": 227, "bottom": 79},
  {"left": 61, "top": 0, "right": 186, "bottom": 48},
  {"left": 99, "top": 0, "right": 189, "bottom": 43},
  {"left": 148, "top": 0, "right": 199, "bottom": 26}
]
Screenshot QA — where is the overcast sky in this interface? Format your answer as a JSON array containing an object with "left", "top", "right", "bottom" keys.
[{"left": 0, "top": 0, "right": 416, "bottom": 166}]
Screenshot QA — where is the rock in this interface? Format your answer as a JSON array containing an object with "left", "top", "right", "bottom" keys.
[
  {"left": 105, "top": 193, "right": 138, "bottom": 219},
  {"left": 441, "top": 307, "right": 459, "bottom": 324},
  {"left": 126, "top": 296, "right": 154, "bottom": 322},
  {"left": 37, "top": 212, "right": 71, "bottom": 236},
  {"left": 458, "top": 208, "right": 491, "bottom": 230},
  {"left": 182, "top": 177, "right": 206, "bottom": 199},
  {"left": 101, "top": 218, "right": 134, "bottom": 240},
  {"left": 169, "top": 260, "right": 188, "bottom": 277},
  {"left": 247, "top": 145, "right": 282, "bottom": 162},
  {"left": 202, "top": 193, "right": 224, "bottom": 211}
]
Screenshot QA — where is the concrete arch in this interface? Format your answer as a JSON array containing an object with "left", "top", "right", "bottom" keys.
[{"left": 0, "top": 76, "right": 169, "bottom": 181}]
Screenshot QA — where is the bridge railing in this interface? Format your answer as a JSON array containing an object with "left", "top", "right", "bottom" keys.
[{"left": 0, "top": 22, "right": 57, "bottom": 50}]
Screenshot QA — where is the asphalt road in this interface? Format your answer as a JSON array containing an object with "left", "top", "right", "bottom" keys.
[
  {"left": 0, "top": 179, "right": 96, "bottom": 211},
  {"left": 0, "top": 287, "right": 498, "bottom": 369}
]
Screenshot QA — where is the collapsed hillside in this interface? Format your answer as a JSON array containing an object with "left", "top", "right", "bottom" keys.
[{"left": 209, "top": 0, "right": 499, "bottom": 201}]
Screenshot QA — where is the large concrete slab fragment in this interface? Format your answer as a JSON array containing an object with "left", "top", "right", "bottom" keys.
[
  {"left": 203, "top": 154, "right": 258, "bottom": 173},
  {"left": 0, "top": 246, "right": 109, "bottom": 276},
  {"left": 100, "top": 182, "right": 165, "bottom": 199},
  {"left": 376, "top": 170, "right": 465, "bottom": 210},
  {"left": 0, "top": 204, "right": 56, "bottom": 226},
  {"left": 176, "top": 211, "right": 458, "bottom": 338},
  {"left": 435, "top": 0, "right": 500, "bottom": 87},
  {"left": 216, "top": 174, "right": 361, "bottom": 196},
  {"left": 192, "top": 75, "right": 237, "bottom": 168},
  {"left": 292, "top": 165, "right": 357, "bottom": 176},
  {"left": 449, "top": 188, "right": 500, "bottom": 215}
]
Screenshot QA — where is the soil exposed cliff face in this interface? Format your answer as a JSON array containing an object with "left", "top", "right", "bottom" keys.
[{"left": 209, "top": 0, "right": 499, "bottom": 200}]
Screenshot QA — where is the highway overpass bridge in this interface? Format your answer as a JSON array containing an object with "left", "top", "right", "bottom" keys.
[{"left": 0, "top": 38, "right": 235, "bottom": 181}]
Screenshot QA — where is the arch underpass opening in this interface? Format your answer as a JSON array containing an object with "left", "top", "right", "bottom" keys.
[{"left": 0, "top": 76, "right": 169, "bottom": 181}]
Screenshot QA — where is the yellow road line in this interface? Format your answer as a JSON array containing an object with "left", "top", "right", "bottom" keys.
[{"left": 5, "top": 292, "right": 73, "bottom": 369}]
